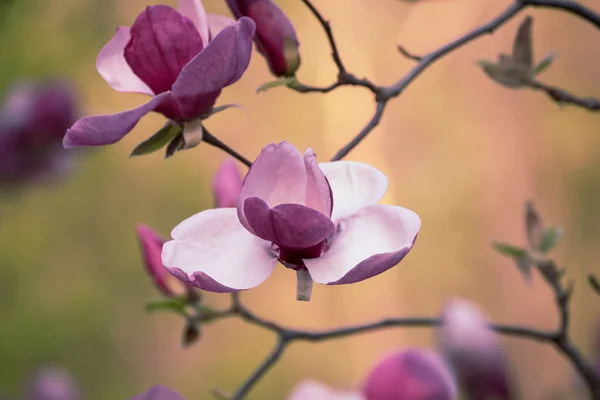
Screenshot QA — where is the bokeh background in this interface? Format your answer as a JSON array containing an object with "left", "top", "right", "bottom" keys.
[{"left": 1, "top": 0, "right": 600, "bottom": 398}]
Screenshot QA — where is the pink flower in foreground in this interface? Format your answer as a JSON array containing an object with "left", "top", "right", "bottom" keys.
[
  {"left": 64, "top": 0, "right": 255, "bottom": 148},
  {"left": 0, "top": 80, "right": 78, "bottom": 186},
  {"left": 438, "top": 298, "right": 514, "bottom": 400},
  {"left": 162, "top": 141, "right": 421, "bottom": 300},
  {"left": 288, "top": 349, "right": 457, "bottom": 400},
  {"left": 26, "top": 366, "right": 82, "bottom": 400},
  {"left": 212, "top": 158, "right": 244, "bottom": 208},
  {"left": 130, "top": 386, "right": 184, "bottom": 400},
  {"left": 226, "top": 0, "right": 300, "bottom": 77}
]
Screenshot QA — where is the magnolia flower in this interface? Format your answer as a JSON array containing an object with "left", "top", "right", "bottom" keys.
[
  {"left": 26, "top": 366, "right": 82, "bottom": 400},
  {"left": 0, "top": 80, "right": 78, "bottom": 186},
  {"left": 212, "top": 158, "right": 244, "bottom": 208},
  {"left": 64, "top": 0, "right": 255, "bottom": 148},
  {"left": 438, "top": 298, "right": 514, "bottom": 400},
  {"left": 162, "top": 141, "right": 421, "bottom": 301},
  {"left": 288, "top": 349, "right": 457, "bottom": 400},
  {"left": 130, "top": 386, "right": 183, "bottom": 400},
  {"left": 226, "top": 0, "right": 300, "bottom": 77}
]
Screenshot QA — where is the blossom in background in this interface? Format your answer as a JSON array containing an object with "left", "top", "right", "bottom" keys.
[
  {"left": 25, "top": 366, "right": 82, "bottom": 400},
  {"left": 226, "top": 0, "right": 300, "bottom": 77},
  {"left": 0, "top": 80, "right": 78, "bottom": 186},
  {"left": 212, "top": 158, "right": 244, "bottom": 208},
  {"left": 437, "top": 298, "right": 515, "bottom": 400},
  {"left": 288, "top": 348, "right": 457, "bottom": 400},
  {"left": 130, "top": 386, "right": 183, "bottom": 400},
  {"left": 162, "top": 141, "right": 421, "bottom": 300},
  {"left": 64, "top": 0, "right": 255, "bottom": 149}
]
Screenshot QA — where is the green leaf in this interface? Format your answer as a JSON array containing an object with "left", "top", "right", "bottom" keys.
[
  {"left": 492, "top": 242, "right": 528, "bottom": 259},
  {"left": 540, "top": 226, "right": 563, "bottom": 253},
  {"left": 130, "top": 122, "right": 183, "bottom": 157},
  {"left": 532, "top": 53, "right": 556, "bottom": 76},
  {"left": 145, "top": 297, "right": 187, "bottom": 315},
  {"left": 201, "top": 103, "right": 242, "bottom": 119},
  {"left": 256, "top": 76, "right": 298, "bottom": 94},
  {"left": 165, "top": 133, "right": 185, "bottom": 159}
]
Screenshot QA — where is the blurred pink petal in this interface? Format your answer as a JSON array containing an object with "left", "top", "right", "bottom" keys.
[
  {"left": 170, "top": 16, "right": 255, "bottom": 119},
  {"left": 438, "top": 298, "right": 514, "bottom": 399},
  {"left": 319, "top": 161, "right": 389, "bottom": 223},
  {"left": 124, "top": 5, "right": 204, "bottom": 95},
  {"left": 362, "top": 349, "right": 457, "bottom": 400},
  {"left": 304, "top": 205, "right": 420, "bottom": 285},
  {"left": 96, "top": 27, "right": 153, "bottom": 95},
  {"left": 212, "top": 158, "right": 244, "bottom": 208},
  {"left": 63, "top": 92, "right": 169, "bottom": 148},
  {"left": 162, "top": 208, "right": 277, "bottom": 291},
  {"left": 136, "top": 225, "right": 174, "bottom": 297},
  {"left": 288, "top": 380, "right": 363, "bottom": 400},
  {"left": 130, "top": 386, "right": 184, "bottom": 400},
  {"left": 27, "top": 366, "right": 82, "bottom": 400},
  {"left": 177, "top": 0, "right": 210, "bottom": 45}
]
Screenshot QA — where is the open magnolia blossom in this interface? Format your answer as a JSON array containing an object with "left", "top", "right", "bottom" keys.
[
  {"left": 162, "top": 141, "right": 421, "bottom": 301},
  {"left": 63, "top": 0, "right": 255, "bottom": 148},
  {"left": 288, "top": 349, "right": 457, "bottom": 400}
]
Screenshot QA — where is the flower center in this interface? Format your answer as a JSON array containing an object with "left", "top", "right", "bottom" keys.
[{"left": 272, "top": 240, "right": 330, "bottom": 269}]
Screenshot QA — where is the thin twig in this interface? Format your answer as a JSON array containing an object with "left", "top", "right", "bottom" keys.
[
  {"left": 397, "top": 45, "right": 423, "bottom": 61},
  {"left": 529, "top": 80, "right": 600, "bottom": 111},
  {"left": 521, "top": 0, "right": 600, "bottom": 28},
  {"left": 331, "top": 101, "right": 386, "bottom": 161},
  {"left": 202, "top": 129, "right": 252, "bottom": 167}
]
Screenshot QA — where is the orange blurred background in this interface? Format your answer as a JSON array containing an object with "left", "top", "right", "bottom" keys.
[{"left": 1, "top": 0, "right": 600, "bottom": 399}]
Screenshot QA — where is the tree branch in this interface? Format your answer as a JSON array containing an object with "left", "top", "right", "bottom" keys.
[{"left": 529, "top": 80, "right": 600, "bottom": 111}]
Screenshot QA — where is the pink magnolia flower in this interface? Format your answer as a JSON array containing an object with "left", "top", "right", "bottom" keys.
[
  {"left": 226, "top": 0, "right": 300, "bottom": 77},
  {"left": 130, "top": 386, "right": 184, "bottom": 400},
  {"left": 0, "top": 80, "right": 78, "bottom": 186},
  {"left": 63, "top": 0, "right": 255, "bottom": 148},
  {"left": 438, "top": 298, "right": 515, "bottom": 400},
  {"left": 162, "top": 141, "right": 421, "bottom": 300},
  {"left": 212, "top": 158, "right": 244, "bottom": 208},
  {"left": 288, "top": 349, "right": 457, "bottom": 400}
]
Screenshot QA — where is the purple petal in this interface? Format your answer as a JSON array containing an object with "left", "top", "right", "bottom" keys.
[
  {"left": 170, "top": 17, "right": 255, "bottom": 119},
  {"left": 318, "top": 161, "right": 389, "bottom": 223},
  {"left": 162, "top": 208, "right": 277, "bottom": 292},
  {"left": 130, "top": 386, "right": 185, "bottom": 400},
  {"left": 27, "top": 366, "right": 82, "bottom": 400},
  {"left": 96, "top": 27, "right": 154, "bottom": 95},
  {"left": 177, "top": 0, "right": 209, "bottom": 45},
  {"left": 237, "top": 142, "right": 307, "bottom": 233},
  {"left": 136, "top": 225, "right": 173, "bottom": 297},
  {"left": 212, "top": 158, "right": 243, "bottom": 208},
  {"left": 287, "top": 380, "right": 363, "bottom": 400},
  {"left": 63, "top": 92, "right": 169, "bottom": 148},
  {"left": 438, "top": 298, "right": 514, "bottom": 399},
  {"left": 362, "top": 349, "right": 457, "bottom": 400},
  {"left": 124, "top": 5, "right": 204, "bottom": 95},
  {"left": 304, "top": 149, "right": 332, "bottom": 217},
  {"left": 244, "top": 198, "right": 335, "bottom": 249},
  {"left": 304, "top": 205, "right": 421, "bottom": 285}
]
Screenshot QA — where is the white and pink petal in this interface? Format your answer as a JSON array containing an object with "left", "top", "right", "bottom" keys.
[
  {"left": 318, "top": 161, "right": 389, "bottom": 223},
  {"left": 287, "top": 380, "right": 364, "bottom": 400},
  {"left": 304, "top": 204, "right": 421, "bottom": 285},
  {"left": 177, "top": 0, "right": 210, "bottom": 46},
  {"left": 161, "top": 208, "right": 277, "bottom": 292}
]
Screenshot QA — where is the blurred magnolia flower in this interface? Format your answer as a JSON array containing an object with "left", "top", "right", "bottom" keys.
[
  {"left": 226, "top": 0, "right": 300, "bottom": 77},
  {"left": 0, "top": 80, "right": 78, "bottom": 186},
  {"left": 212, "top": 158, "right": 244, "bottom": 208},
  {"left": 130, "top": 386, "right": 184, "bottom": 400},
  {"left": 162, "top": 141, "right": 421, "bottom": 301},
  {"left": 438, "top": 298, "right": 515, "bottom": 400},
  {"left": 26, "top": 366, "right": 82, "bottom": 400},
  {"left": 288, "top": 348, "right": 457, "bottom": 400},
  {"left": 64, "top": 0, "right": 255, "bottom": 151}
]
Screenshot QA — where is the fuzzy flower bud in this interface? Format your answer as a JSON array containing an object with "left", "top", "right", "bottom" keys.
[
  {"left": 212, "top": 158, "right": 243, "bottom": 208},
  {"left": 26, "top": 366, "right": 82, "bottom": 400},
  {"left": 226, "top": 0, "right": 300, "bottom": 77}
]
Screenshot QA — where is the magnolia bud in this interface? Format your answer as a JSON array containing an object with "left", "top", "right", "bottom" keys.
[
  {"left": 212, "top": 158, "right": 243, "bottom": 208},
  {"left": 226, "top": 0, "right": 300, "bottom": 77},
  {"left": 26, "top": 366, "right": 82, "bottom": 400},
  {"left": 438, "top": 298, "right": 514, "bottom": 400},
  {"left": 136, "top": 225, "right": 197, "bottom": 300},
  {"left": 362, "top": 348, "right": 457, "bottom": 400}
]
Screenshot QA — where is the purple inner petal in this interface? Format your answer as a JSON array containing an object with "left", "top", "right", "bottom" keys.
[
  {"left": 244, "top": 197, "right": 334, "bottom": 264},
  {"left": 124, "top": 5, "right": 204, "bottom": 95}
]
